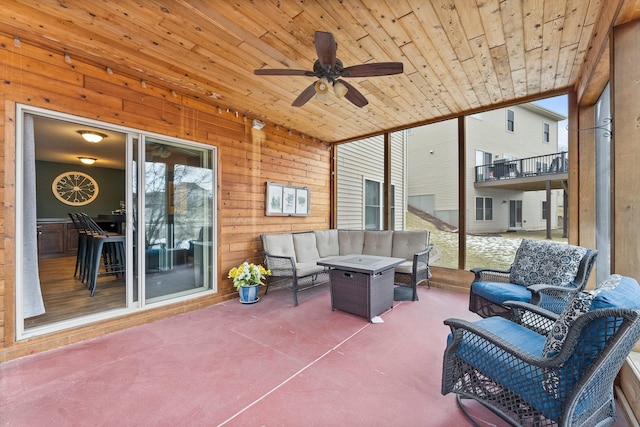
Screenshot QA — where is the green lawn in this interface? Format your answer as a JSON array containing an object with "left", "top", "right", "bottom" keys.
[{"left": 406, "top": 211, "right": 567, "bottom": 270}]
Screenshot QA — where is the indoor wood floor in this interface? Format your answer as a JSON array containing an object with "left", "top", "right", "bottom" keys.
[
  {"left": 25, "top": 256, "right": 126, "bottom": 328},
  {"left": 26, "top": 255, "right": 203, "bottom": 329}
]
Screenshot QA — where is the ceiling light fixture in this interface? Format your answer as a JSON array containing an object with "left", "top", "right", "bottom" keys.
[
  {"left": 333, "top": 81, "right": 348, "bottom": 98},
  {"left": 77, "top": 130, "right": 107, "bottom": 143},
  {"left": 252, "top": 119, "right": 265, "bottom": 130},
  {"left": 314, "top": 77, "right": 330, "bottom": 102},
  {"left": 78, "top": 157, "right": 97, "bottom": 165}
]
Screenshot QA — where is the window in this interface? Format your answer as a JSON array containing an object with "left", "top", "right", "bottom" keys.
[
  {"left": 390, "top": 185, "right": 396, "bottom": 230},
  {"left": 475, "top": 197, "right": 493, "bottom": 221},
  {"left": 506, "top": 109, "right": 514, "bottom": 132},
  {"left": 365, "top": 179, "right": 381, "bottom": 230},
  {"left": 542, "top": 201, "right": 548, "bottom": 220},
  {"left": 543, "top": 122, "right": 550, "bottom": 143}
]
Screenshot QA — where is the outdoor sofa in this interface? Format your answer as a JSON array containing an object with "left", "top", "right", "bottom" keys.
[{"left": 260, "top": 230, "right": 433, "bottom": 306}]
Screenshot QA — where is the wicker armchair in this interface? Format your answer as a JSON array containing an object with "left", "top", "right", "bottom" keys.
[
  {"left": 469, "top": 239, "right": 597, "bottom": 318},
  {"left": 443, "top": 275, "right": 640, "bottom": 427}
]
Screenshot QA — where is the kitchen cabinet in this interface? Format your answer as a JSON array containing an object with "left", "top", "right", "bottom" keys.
[{"left": 37, "top": 221, "right": 79, "bottom": 258}]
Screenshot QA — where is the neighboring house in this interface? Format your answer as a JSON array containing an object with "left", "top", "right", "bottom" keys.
[
  {"left": 407, "top": 104, "right": 566, "bottom": 233},
  {"left": 336, "top": 132, "right": 406, "bottom": 230}
]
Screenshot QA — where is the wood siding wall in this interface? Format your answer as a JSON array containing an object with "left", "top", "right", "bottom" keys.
[{"left": 0, "top": 35, "right": 330, "bottom": 361}]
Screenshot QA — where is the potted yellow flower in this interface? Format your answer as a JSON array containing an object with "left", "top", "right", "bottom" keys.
[{"left": 228, "top": 262, "right": 271, "bottom": 304}]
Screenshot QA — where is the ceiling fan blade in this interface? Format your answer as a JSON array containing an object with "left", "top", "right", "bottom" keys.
[
  {"left": 314, "top": 31, "right": 337, "bottom": 72},
  {"left": 340, "top": 62, "right": 404, "bottom": 77},
  {"left": 291, "top": 82, "right": 318, "bottom": 107},
  {"left": 254, "top": 69, "right": 314, "bottom": 76},
  {"left": 336, "top": 80, "right": 368, "bottom": 108}
]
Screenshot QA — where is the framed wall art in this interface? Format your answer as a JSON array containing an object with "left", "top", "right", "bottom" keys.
[{"left": 266, "top": 182, "right": 310, "bottom": 216}]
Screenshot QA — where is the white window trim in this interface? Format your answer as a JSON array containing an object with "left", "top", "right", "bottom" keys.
[
  {"left": 542, "top": 122, "right": 550, "bottom": 143},
  {"left": 506, "top": 109, "right": 515, "bottom": 133},
  {"left": 364, "top": 178, "right": 382, "bottom": 230}
]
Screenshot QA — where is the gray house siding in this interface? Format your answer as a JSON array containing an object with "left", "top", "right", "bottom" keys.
[
  {"left": 408, "top": 104, "right": 564, "bottom": 233},
  {"left": 336, "top": 132, "right": 406, "bottom": 230}
]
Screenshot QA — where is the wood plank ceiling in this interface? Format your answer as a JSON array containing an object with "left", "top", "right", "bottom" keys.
[{"left": 0, "top": 0, "right": 604, "bottom": 143}]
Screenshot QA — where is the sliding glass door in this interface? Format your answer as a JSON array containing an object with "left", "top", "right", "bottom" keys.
[
  {"left": 138, "top": 137, "right": 214, "bottom": 303},
  {"left": 17, "top": 105, "right": 216, "bottom": 339}
]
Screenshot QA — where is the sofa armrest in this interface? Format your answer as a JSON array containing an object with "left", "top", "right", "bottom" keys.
[
  {"left": 412, "top": 244, "right": 434, "bottom": 274},
  {"left": 263, "top": 251, "right": 296, "bottom": 277},
  {"left": 470, "top": 267, "right": 512, "bottom": 282}
]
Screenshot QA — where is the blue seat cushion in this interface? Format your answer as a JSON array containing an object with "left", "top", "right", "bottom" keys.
[
  {"left": 472, "top": 281, "right": 532, "bottom": 305},
  {"left": 450, "top": 317, "right": 563, "bottom": 419}
]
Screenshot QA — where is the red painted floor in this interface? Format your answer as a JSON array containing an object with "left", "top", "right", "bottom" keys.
[{"left": 0, "top": 285, "right": 632, "bottom": 426}]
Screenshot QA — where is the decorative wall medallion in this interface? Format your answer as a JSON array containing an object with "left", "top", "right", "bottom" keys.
[{"left": 51, "top": 171, "right": 99, "bottom": 206}]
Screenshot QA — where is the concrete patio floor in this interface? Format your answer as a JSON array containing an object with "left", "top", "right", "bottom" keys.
[{"left": 0, "top": 285, "right": 632, "bottom": 426}]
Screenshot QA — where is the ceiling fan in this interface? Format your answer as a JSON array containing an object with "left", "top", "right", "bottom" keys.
[{"left": 254, "top": 31, "right": 403, "bottom": 108}]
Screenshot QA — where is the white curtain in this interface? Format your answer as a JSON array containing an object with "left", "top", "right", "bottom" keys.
[{"left": 22, "top": 114, "right": 45, "bottom": 317}]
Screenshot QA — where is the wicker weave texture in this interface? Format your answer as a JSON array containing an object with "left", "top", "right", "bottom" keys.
[
  {"left": 330, "top": 268, "right": 393, "bottom": 320},
  {"left": 442, "top": 308, "right": 640, "bottom": 426}
]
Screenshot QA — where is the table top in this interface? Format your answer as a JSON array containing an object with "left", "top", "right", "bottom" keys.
[{"left": 317, "top": 255, "right": 405, "bottom": 275}]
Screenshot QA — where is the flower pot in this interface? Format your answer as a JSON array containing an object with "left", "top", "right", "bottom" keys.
[{"left": 238, "top": 284, "right": 260, "bottom": 304}]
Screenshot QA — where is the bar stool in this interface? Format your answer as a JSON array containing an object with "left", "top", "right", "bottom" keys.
[
  {"left": 79, "top": 213, "right": 126, "bottom": 296},
  {"left": 68, "top": 212, "right": 89, "bottom": 279}
]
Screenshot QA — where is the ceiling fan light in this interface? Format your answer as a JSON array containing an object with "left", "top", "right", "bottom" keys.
[
  {"left": 333, "top": 81, "right": 348, "bottom": 98},
  {"left": 314, "top": 77, "right": 330, "bottom": 95},
  {"left": 316, "top": 91, "right": 329, "bottom": 102},
  {"left": 77, "top": 130, "right": 107, "bottom": 143}
]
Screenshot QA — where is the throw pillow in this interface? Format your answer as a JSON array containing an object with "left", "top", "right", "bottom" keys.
[
  {"left": 509, "top": 239, "right": 588, "bottom": 288},
  {"left": 541, "top": 274, "right": 623, "bottom": 396}
]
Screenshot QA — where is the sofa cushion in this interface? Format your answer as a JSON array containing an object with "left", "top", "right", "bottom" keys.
[
  {"left": 363, "top": 231, "right": 393, "bottom": 256},
  {"left": 395, "top": 260, "right": 429, "bottom": 275},
  {"left": 262, "top": 233, "right": 296, "bottom": 260},
  {"left": 314, "top": 230, "right": 340, "bottom": 258},
  {"left": 509, "top": 239, "right": 588, "bottom": 288},
  {"left": 293, "top": 233, "right": 320, "bottom": 263},
  {"left": 294, "top": 262, "right": 326, "bottom": 278},
  {"left": 338, "top": 230, "right": 365, "bottom": 255},
  {"left": 392, "top": 231, "right": 429, "bottom": 260}
]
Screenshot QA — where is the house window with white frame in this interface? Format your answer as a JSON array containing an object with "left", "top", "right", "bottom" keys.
[
  {"left": 364, "top": 179, "right": 395, "bottom": 230},
  {"left": 543, "top": 122, "right": 550, "bottom": 143},
  {"left": 365, "top": 179, "right": 381, "bottom": 230},
  {"left": 542, "top": 200, "right": 548, "bottom": 220},
  {"left": 506, "top": 109, "right": 515, "bottom": 132},
  {"left": 475, "top": 197, "right": 493, "bottom": 221}
]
